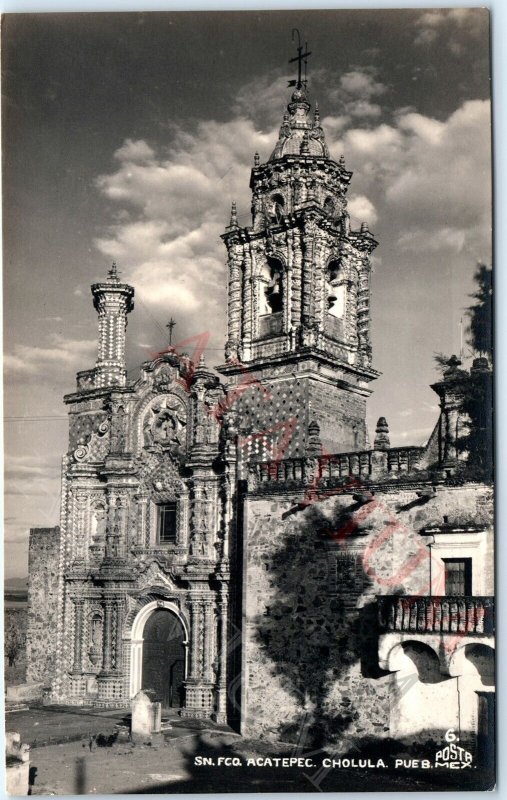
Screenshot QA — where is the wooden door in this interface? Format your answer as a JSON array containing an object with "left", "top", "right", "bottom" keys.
[{"left": 141, "top": 609, "right": 185, "bottom": 709}]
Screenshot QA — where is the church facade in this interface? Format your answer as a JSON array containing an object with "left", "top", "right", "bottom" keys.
[{"left": 26, "top": 75, "right": 494, "bottom": 754}]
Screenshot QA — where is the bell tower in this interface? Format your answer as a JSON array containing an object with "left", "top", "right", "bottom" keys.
[{"left": 218, "top": 44, "right": 379, "bottom": 459}]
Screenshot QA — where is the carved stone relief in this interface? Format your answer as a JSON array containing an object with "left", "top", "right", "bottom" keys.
[{"left": 141, "top": 395, "right": 187, "bottom": 454}]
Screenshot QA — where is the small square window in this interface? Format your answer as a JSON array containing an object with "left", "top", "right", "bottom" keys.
[
  {"left": 158, "top": 503, "right": 177, "bottom": 544},
  {"left": 443, "top": 558, "right": 472, "bottom": 596}
]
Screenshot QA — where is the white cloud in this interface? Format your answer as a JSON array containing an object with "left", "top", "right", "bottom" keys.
[
  {"left": 348, "top": 195, "right": 378, "bottom": 227},
  {"left": 95, "top": 116, "right": 276, "bottom": 322},
  {"left": 4, "top": 333, "right": 96, "bottom": 378},
  {"left": 414, "top": 8, "right": 489, "bottom": 49},
  {"left": 327, "top": 67, "right": 387, "bottom": 119},
  {"left": 339, "top": 70, "right": 386, "bottom": 99},
  {"left": 114, "top": 138, "right": 156, "bottom": 163},
  {"left": 327, "top": 99, "right": 491, "bottom": 259},
  {"left": 348, "top": 101, "right": 382, "bottom": 118},
  {"left": 4, "top": 454, "right": 60, "bottom": 485},
  {"left": 397, "top": 227, "right": 467, "bottom": 254},
  {"left": 93, "top": 78, "right": 491, "bottom": 334},
  {"left": 234, "top": 72, "right": 294, "bottom": 126}
]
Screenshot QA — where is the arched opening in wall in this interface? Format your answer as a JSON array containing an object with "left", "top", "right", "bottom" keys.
[
  {"left": 387, "top": 640, "right": 457, "bottom": 741},
  {"left": 270, "top": 194, "right": 285, "bottom": 224},
  {"left": 265, "top": 256, "right": 283, "bottom": 313},
  {"left": 326, "top": 259, "right": 347, "bottom": 338},
  {"left": 258, "top": 256, "right": 284, "bottom": 338},
  {"left": 401, "top": 641, "right": 443, "bottom": 684},
  {"left": 323, "top": 196, "right": 335, "bottom": 217},
  {"left": 88, "top": 612, "right": 103, "bottom": 670},
  {"left": 462, "top": 643, "right": 494, "bottom": 687},
  {"left": 141, "top": 608, "right": 186, "bottom": 709},
  {"left": 461, "top": 643, "right": 495, "bottom": 766}
]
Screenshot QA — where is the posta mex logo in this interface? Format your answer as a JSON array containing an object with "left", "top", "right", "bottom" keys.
[{"left": 435, "top": 729, "right": 473, "bottom": 769}]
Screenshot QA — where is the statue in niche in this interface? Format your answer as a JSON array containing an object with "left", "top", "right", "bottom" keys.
[
  {"left": 154, "top": 367, "right": 173, "bottom": 392},
  {"left": 143, "top": 415, "right": 153, "bottom": 447},
  {"left": 93, "top": 504, "right": 107, "bottom": 537},
  {"left": 105, "top": 528, "right": 119, "bottom": 558},
  {"left": 110, "top": 405, "right": 126, "bottom": 452},
  {"left": 88, "top": 613, "right": 103, "bottom": 667},
  {"left": 190, "top": 531, "right": 207, "bottom": 558},
  {"left": 142, "top": 395, "right": 187, "bottom": 452}
]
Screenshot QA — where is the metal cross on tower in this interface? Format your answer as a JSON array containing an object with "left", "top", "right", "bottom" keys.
[
  {"left": 107, "top": 261, "right": 120, "bottom": 281},
  {"left": 166, "top": 318, "right": 176, "bottom": 346},
  {"left": 288, "top": 29, "right": 311, "bottom": 89}
]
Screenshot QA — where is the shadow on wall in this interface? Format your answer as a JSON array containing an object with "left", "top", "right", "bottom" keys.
[{"left": 247, "top": 497, "right": 392, "bottom": 750}]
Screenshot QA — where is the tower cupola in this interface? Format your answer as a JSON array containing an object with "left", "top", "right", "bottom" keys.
[
  {"left": 91, "top": 262, "right": 134, "bottom": 388},
  {"left": 219, "top": 36, "right": 380, "bottom": 458}
]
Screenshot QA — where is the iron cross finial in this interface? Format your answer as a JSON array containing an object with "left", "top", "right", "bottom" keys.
[
  {"left": 166, "top": 318, "right": 176, "bottom": 346},
  {"left": 289, "top": 29, "right": 312, "bottom": 89},
  {"left": 108, "top": 261, "right": 120, "bottom": 281}
]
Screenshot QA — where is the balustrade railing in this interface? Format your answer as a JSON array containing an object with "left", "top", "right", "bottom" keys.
[
  {"left": 377, "top": 595, "right": 494, "bottom": 636},
  {"left": 251, "top": 446, "right": 424, "bottom": 484}
]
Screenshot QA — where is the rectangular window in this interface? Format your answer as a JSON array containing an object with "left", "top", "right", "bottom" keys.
[
  {"left": 443, "top": 558, "right": 472, "bottom": 596},
  {"left": 158, "top": 503, "right": 177, "bottom": 544}
]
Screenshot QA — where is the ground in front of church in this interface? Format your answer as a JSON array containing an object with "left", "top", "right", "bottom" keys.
[{"left": 9, "top": 707, "right": 493, "bottom": 794}]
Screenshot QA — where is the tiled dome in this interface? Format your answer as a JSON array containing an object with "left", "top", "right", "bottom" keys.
[{"left": 270, "top": 86, "right": 329, "bottom": 161}]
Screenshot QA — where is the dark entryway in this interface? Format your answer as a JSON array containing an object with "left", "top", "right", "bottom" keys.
[
  {"left": 141, "top": 608, "right": 186, "bottom": 709},
  {"left": 477, "top": 691, "right": 495, "bottom": 768}
]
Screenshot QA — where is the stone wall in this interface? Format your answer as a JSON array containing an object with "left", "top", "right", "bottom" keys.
[
  {"left": 308, "top": 376, "right": 368, "bottom": 453},
  {"left": 4, "top": 608, "right": 28, "bottom": 685},
  {"left": 241, "top": 482, "right": 493, "bottom": 750},
  {"left": 26, "top": 527, "right": 60, "bottom": 684},
  {"left": 231, "top": 371, "right": 368, "bottom": 463}
]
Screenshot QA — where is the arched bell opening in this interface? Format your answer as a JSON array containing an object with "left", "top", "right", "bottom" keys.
[
  {"left": 258, "top": 256, "right": 284, "bottom": 338},
  {"left": 326, "top": 258, "right": 347, "bottom": 326},
  {"left": 264, "top": 256, "right": 284, "bottom": 314},
  {"left": 323, "top": 196, "right": 335, "bottom": 217},
  {"left": 269, "top": 193, "right": 285, "bottom": 224}
]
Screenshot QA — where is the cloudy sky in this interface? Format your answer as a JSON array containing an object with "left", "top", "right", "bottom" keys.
[{"left": 3, "top": 9, "right": 492, "bottom": 577}]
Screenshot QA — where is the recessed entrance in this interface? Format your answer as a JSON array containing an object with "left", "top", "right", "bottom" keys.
[{"left": 141, "top": 608, "right": 186, "bottom": 709}]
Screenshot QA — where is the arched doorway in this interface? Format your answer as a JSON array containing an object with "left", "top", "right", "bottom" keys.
[{"left": 141, "top": 608, "right": 186, "bottom": 709}]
